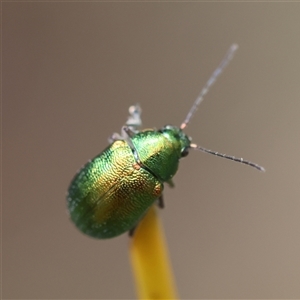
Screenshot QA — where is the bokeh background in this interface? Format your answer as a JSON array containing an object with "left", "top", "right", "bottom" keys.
[{"left": 3, "top": 2, "right": 300, "bottom": 299}]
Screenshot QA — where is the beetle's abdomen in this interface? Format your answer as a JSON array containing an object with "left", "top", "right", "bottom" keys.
[{"left": 67, "top": 140, "right": 163, "bottom": 239}]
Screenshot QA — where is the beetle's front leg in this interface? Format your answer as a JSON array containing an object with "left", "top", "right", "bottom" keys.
[
  {"left": 108, "top": 132, "right": 122, "bottom": 143},
  {"left": 108, "top": 104, "right": 142, "bottom": 143},
  {"left": 126, "top": 104, "right": 142, "bottom": 133}
]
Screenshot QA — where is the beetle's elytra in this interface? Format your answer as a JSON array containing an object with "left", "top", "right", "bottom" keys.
[{"left": 67, "top": 44, "right": 264, "bottom": 239}]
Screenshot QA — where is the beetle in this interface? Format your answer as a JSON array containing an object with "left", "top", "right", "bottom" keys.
[{"left": 67, "top": 44, "right": 264, "bottom": 239}]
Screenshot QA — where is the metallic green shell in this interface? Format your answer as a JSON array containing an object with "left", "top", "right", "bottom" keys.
[{"left": 67, "top": 127, "right": 191, "bottom": 239}]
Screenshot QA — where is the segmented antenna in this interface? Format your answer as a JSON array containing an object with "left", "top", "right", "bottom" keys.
[
  {"left": 190, "top": 143, "right": 265, "bottom": 172},
  {"left": 180, "top": 44, "right": 239, "bottom": 130}
]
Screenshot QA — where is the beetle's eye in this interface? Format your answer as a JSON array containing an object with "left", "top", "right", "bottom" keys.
[{"left": 181, "top": 148, "right": 189, "bottom": 157}]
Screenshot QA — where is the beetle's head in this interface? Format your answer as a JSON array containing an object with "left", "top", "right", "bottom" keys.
[{"left": 159, "top": 125, "right": 191, "bottom": 158}]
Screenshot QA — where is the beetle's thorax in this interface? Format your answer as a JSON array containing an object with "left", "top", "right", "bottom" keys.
[{"left": 131, "top": 126, "right": 191, "bottom": 183}]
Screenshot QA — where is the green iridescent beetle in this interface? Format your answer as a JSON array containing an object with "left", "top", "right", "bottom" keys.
[{"left": 67, "top": 44, "right": 265, "bottom": 239}]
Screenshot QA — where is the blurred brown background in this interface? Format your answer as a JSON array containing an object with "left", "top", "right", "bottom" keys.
[{"left": 3, "top": 2, "right": 300, "bottom": 299}]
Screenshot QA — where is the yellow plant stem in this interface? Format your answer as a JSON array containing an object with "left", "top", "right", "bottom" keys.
[{"left": 130, "top": 205, "right": 178, "bottom": 300}]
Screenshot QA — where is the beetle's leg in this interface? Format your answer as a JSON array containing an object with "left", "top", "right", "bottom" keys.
[
  {"left": 129, "top": 225, "right": 136, "bottom": 237},
  {"left": 166, "top": 179, "right": 175, "bottom": 188},
  {"left": 126, "top": 104, "right": 142, "bottom": 133},
  {"left": 122, "top": 126, "right": 137, "bottom": 150},
  {"left": 123, "top": 126, "right": 136, "bottom": 138},
  {"left": 157, "top": 194, "right": 164, "bottom": 209},
  {"left": 156, "top": 181, "right": 174, "bottom": 209},
  {"left": 108, "top": 126, "right": 135, "bottom": 143},
  {"left": 108, "top": 104, "right": 142, "bottom": 143},
  {"left": 108, "top": 133, "right": 122, "bottom": 143}
]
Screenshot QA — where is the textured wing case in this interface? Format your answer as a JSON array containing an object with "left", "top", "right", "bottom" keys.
[{"left": 67, "top": 140, "right": 163, "bottom": 238}]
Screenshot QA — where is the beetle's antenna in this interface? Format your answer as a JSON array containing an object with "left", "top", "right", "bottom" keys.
[
  {"left": 180, "top": 44, "right": 239, "bottom": 130},
  {"left": 190, "top": 143, "right": 265, "bottom": 172}
]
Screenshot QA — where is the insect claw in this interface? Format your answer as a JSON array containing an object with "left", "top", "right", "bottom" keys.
[
  {"left": 122, "top": 126, "right": 136, "bottom": 138},
  {"left": 158, "top": 195, "right": 165, "bottom": 209}
]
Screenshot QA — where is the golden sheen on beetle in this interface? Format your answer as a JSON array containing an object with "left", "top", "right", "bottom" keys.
[{"left": 67, "top": 44, "right": 265, "bottom": 239}]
